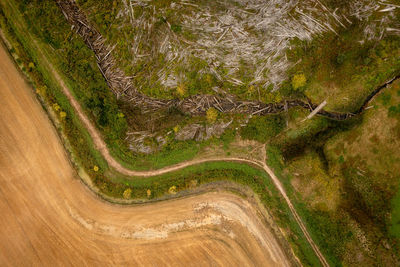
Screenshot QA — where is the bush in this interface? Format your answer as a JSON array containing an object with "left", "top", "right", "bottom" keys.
[
  {"left": 206, "top": 107, "right": 218, "bottom": 123},
  {"left": 292, "top": 73, "right": 307, "bottom": 91},
  {"left": 176, "top": 83, "right": 186, "bottom": 97},
  {"left": 241, "top": 115, "right": 285, "bottom": 142},
  {"left": 123, "top": 188, "right": 132, "bottom": 199},
  {"left": 388, "top": 105, "right": 400, "bottom": 118}
]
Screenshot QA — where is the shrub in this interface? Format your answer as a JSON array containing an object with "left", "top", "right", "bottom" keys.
[
  {"left": 292, "top": 73, "right": 307, "bottom": 90},
  {"left": 53, "top": 103, "right": 60, "bottom": 111},
  {"left": 123, "top": 188, "right": 132, "bottom": 199},
  {"left": 168, "top": 185, "right": 177, "bottom": 194},
  {"left": 176, "top": 83, "right": 186, "bottom": 97},
  {"left": 36, "top": 85, "right": 47, "bottom": 96},
  {"left": 241, "top": 115, "right": 285, "bottom": 142},
  {"left": 28, "top": 62, "right": 35, "bottom": 70},
  {"left": 206, "top": 107, "right": 218, "bottom": 123},
  {"left": 388, "top": 105, "right": 400, "bottom": 118},
  {"left": 171, "top": 24, "right": 182, "bottom": 33}
]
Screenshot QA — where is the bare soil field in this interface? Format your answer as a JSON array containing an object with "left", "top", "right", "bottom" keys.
[{"left": 0, "top": 44, "right": 291, "bottom": 266}]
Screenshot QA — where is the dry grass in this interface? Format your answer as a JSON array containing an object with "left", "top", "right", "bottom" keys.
[
  {"left": 287, "top": 151, "right": 341, "bottom": 212},
  {"left": 325, "top": 80, "right": 400, "bottom": 183}
]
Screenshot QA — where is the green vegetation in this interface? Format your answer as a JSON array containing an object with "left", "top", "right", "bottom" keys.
[
  {"left": 288, "top": 17, "right": 400, "bottom": 112},
  {"left": 263, "top": 80, "right": 400, "bottom": 265},
  {"left": 206, "top": 107, "right": 218, "bottom": 123},
  {"left": 71, "top": 0, "right": 290, "bottom": 101},
  {"left": 77, "top": 0, "right": 400, "bottom": 113},
  {"left": 240, "top": 115, "right": 285, "bottom": 143},
  {"left": 0, "top": 1, "right": 322, "bottom": 265},
  {"left": 76, "top": 0, "right": 221, "bottom": 99},
  {"left": 4, "top": 0, "right": 241, "bottom": 172},
  {"left": 292, "top": 73, "right": 307, "bottom": 91},
  {"left": 2, "top": 0, "right": 400, "bottom": 266}
]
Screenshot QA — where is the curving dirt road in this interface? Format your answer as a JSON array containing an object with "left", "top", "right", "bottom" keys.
[
  {"left": 0, "top": 41, "right": 296, "bottom": 265},
  {"left": 43, "top": 39, "right": 329, "bottom": 267},
  {"left": 2, "top": 17, "right": 328, "bottom": 264}
]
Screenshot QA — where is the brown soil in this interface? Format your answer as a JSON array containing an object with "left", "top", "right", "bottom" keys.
[{"left": 0, "top": 44, "right": 292, "bottom": 266}]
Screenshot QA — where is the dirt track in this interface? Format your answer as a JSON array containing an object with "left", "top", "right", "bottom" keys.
[
  {"left": 40, "top": 32, "right": 328, "bottom": 266},
  {"left": 0, "top": 16, "right": 328, "bottom": 264},
  {"left": 0, "top": 43, "right": 293, "bottom": 265}
]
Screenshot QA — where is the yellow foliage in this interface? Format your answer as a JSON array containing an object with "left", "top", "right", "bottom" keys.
[
  {"left": 28, "top": 62, "right": 35, "bottom": 69},
  {"left": 53, "top": 103, "right": 60, "bottom": 111},
  {"left": 265, "top": 92, "right": 274, "bottom": 102},
  {"left": 60, "top": 111, "right": 67, "bottom": 119},
  {"left": 93, "top": 165, "right": 99, "bottom": 172},
  {"left": 146, "top": 189, "right": 151, "bottom": 197},
  {"left": 206, "top": 107, "right": 218, "bottom": 123},
  {"left": 292, "top": 74, "right": 307, "bottom": 90},
  {"left": 274, "top": 92, "right": 283, "bottom": 103},
  {"left": 117, "top": 112, "right": 125, "bottom": 118},
  {"left": 36, "top": 86, "right": 46, "bottom": 95},
  {"left": 173, "top": 125, "right": 179, "bottom": 133},
  {"left": 176, "top": 83, "right": 186, "bottom": 97},
  {"left": 168, "top": 185, "right": 177, "bottom": 195},
  {"left": 123, "top": 188, "right": 132, "bottom": 199}
]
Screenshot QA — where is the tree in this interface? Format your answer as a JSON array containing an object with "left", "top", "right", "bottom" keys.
[
  {"left": 168, "top": 185, "right": 177, "bottom": 195},
  {"left": 123, "top": 188, "right": 132, "bottom": 199},
  {"left": 53, "top": 103, "right": 60, "bottom": 111}
]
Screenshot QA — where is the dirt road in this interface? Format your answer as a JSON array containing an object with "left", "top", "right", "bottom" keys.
[
  {"left": 0, "top": 43, "right": 293, "bottom": 265},
  {"left": 0, "top": 14, "right": 327, "bottom": 264},
  {"left": 40, "top": 32, "right": 328, "bottom": 266}
]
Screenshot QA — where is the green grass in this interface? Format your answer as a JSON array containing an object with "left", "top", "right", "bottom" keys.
[
  {"left": 108, "top": 139, "right": 201, "bottom": 170},
  {"left": 261, "top": 76, "right": 400, "bottom": 265},
  {"left": 272, "top": 79, "right": 400, "bottom": 265},
  {"left": 265, "top": 145, "right": 337, "bottom": 266}
]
